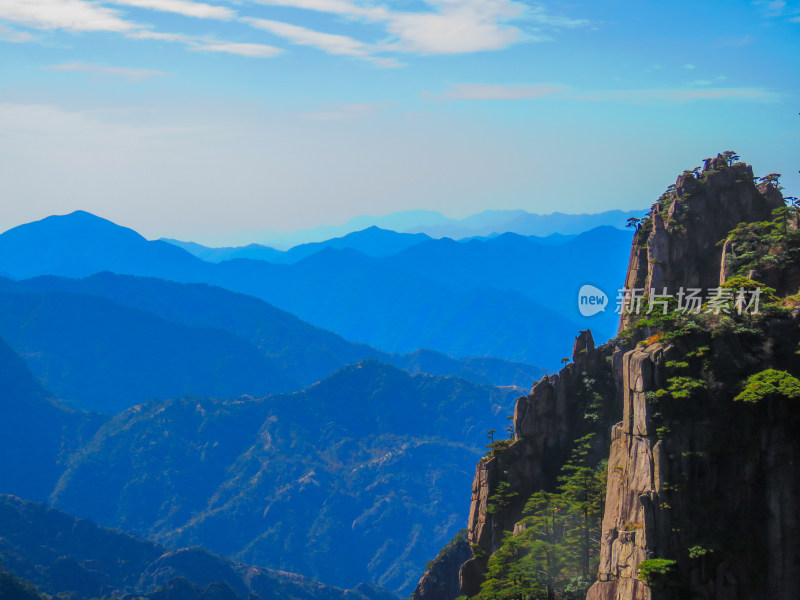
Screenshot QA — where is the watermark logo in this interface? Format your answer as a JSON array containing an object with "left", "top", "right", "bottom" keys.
[
  {"left": 616, "top": 286, "right": 762, "bottom": 315},
  {"left": 578, "top": 284, "right": 608, "bottom": 317}
]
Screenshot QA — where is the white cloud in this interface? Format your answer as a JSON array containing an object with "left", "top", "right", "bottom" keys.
[
  {"left": 385, "top": 6, "right": 522, "bottom": 54},
  {"left": 246, "top": 0, "right": 587, "bottom": 55},
  {"left": 0, "top": 0, "right": 277, "bottom": 58},
  {"left": 249, "top": 0, "right": 384, "bottom": 19},
  {"left": 575, "top": 87, "right": 779, "bottom": 103},
  {"left": 129, "top": 29, "right": 283, "bottom": 56},
  {"left": 43, "top": 62, "right": 167, "bottom": 81},
  {"left": 128, "top": 30, "right": 188, "bottom": 41},
  {"left": 683, "top": 63, "right": 695, "bottom": 69},
  {"left": 244, "top": 17, "right": 369, "bottom": 55},
  {"left": 0, "top": 23, "right": 35, "bottom": 41},
  {"left": 0, "top": 0, "right": 136, "bottom": 32},
  {"left": 439, "top": 82, "right": 567, "bottom": 100},
  {"left": 192, "top": 40, "right": 282, "bottom": 56},
  {"left": 109, "top": 0, "right": 235, "bottom": 19},
  {"left": 0, "top": 0, "right": 586, "bottom": 66},
  {"left": 243, "top": 16, "right": 405, "bottom": 65}
]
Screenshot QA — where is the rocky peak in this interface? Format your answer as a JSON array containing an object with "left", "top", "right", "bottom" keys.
[{"left": 621, "top": 154, "right": 784, "bottom": 329}]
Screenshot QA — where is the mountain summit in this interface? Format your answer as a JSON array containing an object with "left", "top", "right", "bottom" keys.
[{"left": 0, "top": 210, "right": 206, "bottom": 280}]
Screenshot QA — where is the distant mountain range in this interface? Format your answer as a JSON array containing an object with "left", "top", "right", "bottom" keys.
[
  {"left": 188, "top": 208, "right": 643, "bottom": 248},
  {"left": 164, "top": 226, "right": 433, "bottom": 264},
  {"left": 0, "top": 211, "right": 632, "bottom": 367},
  {"left": 0, "top": 208, "right": 635, "bottom": 597},
  {"left": 0, "top": 334, "right": 518, "bottom": 595},
  {"left": 0, "top": 273, "right": 545, "bottom": 412}
]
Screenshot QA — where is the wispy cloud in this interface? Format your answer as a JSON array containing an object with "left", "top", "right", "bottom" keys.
[
  {"left": 0, "top": 23, "right": 35, "bottom": 41},
  {"left": 193, "top": 40, "right": 282, "bottom": 56},
  {"left": 432, "top": 82, "right": 779, "bottom": 104},
  {"left": 249, "top": 0, "right": 384, "bottom": 19},
  {"left": 753, "top": 0, "right": 800, "bottom": 19},
  {"left": 0, "top": 0, "right": 136, "bottom": 32},
  {"left": 244, "top": 17, "right": 368, "bottom": 56},
  {"left": 0, "top": 0, "right": 586, "bottom": 63},
  {"left": 109, "top": 0, "right": 235, "bottom": 20},
  {"left": 248, "top": 0, "right": 587, "bottom": 55},
  {"left": 129, "top": 29, "right": 283, "bottom": 56},
  {"left": 438, "top": 82, "right": 567, "bottom": 100},
  {"left": 43, "top": 62, "right": 167, "bottom": 82},
  {"left": 243, "top": 17, "right": 403, "bottom": 66},
  {"left": 0, "top": 0, "right": 275, "bottom": 57},
  {"left": 574, "top": 87, "right": 779, "bottom": 103},
  {"left": 755, "top": 0, "right": 787, "bottom": 16}
]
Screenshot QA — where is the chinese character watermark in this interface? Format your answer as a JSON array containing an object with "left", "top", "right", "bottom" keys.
[{"left": 615, "top": 287, "right": 761, "bottom": 316}]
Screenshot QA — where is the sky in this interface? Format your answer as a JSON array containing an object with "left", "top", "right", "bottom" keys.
[{"left": 0, "top": 0, "right": 798, "bottom": 243}]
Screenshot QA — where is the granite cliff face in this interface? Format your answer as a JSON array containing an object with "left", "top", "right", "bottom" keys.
[
  {"left": 458, "top": 329, "right": 620, "bottom": 596},
  {"left": 587, "top": 324, "right": 800, "bottom": 600},
  {"left": 588, "top": 159, "right": 800, "bottom": 600},
  {"left": 414, "top": 155, "right": 800, "bottom": 600}
]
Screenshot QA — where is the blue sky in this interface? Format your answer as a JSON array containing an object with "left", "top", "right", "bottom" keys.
[{"left": 0, "top": 0, "right": 798, "bottom": 243}]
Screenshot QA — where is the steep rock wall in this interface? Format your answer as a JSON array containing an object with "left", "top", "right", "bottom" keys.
[
  {"left": 459, "top": 330, "right": 620, "bottom": 596},
  {"left": 588, "top": 322, "right": 800, "bottom": 600},
  {"left": 591, "top": 156, "right": 800, "bottom": 599}
]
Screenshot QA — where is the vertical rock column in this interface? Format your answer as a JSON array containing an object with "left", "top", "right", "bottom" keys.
[{"left": 587, "top": 343, "right": 671, "bottom": 600}]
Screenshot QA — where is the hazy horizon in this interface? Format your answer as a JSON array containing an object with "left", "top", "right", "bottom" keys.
[
  {"left": 1, "top": 0, "right": 798, "bottom": 241},
  {"left": 0, "top": 205, "right": 644, "bottom": 247}
]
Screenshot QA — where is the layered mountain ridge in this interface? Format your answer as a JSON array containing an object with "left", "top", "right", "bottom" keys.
[
  {"left": 0, "top": 211, "right": 632, "bottom": 365},
  {"left": 0, "top": 494, "right": 395, "bottom": 600},
  {"left": 0, "top": 329, "right": 521, "bottom": 596}
]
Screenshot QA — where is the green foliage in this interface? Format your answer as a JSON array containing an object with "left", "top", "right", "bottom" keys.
[
  {"left": 721, "top": 150, "right": 740, "bottom": 166},
  {"left": 666, "top": 376, "right": 707, "bottom": 400},
  {"left": 734, "top": 369, "right": 800, "bottom": 404},
  {"left": 664, "top": 360, "right": 689, "bottom": 369},
  {"left": 637, "top": 558, "right": 677, "bottom": 587},
  {"left": 723, "top": 211, "right": 800, "bottom": 283},
  {"left": 646, "top": 374, "right": 707, "bottom": 441},
  {"left": 488, "top": 480, "right": 519, "bottom": 515},
  {"left": 486, "top": 439, "right": 512, "bottom": 457},
  {"left": 688, "top": 545, "right": 713, "bottom": 559},
  {"left": 582, "top": 373, "right": 604, "bottom": 423},
  {"left": 473, "top": 435, "right": 607, "bottom": 600},
  {"left": 686, "top": 346, "right": 710, "bottom": 358}
]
